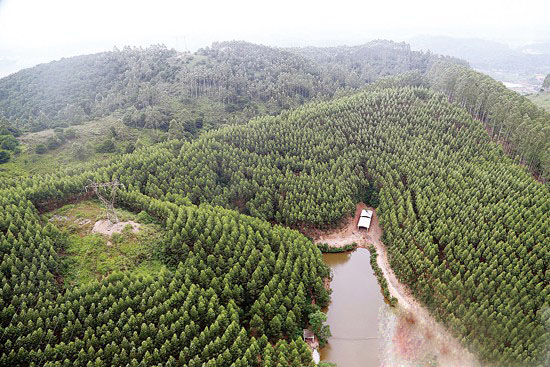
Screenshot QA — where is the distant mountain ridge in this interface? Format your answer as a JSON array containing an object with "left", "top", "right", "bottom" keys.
[
  {"left": 0, "top": 40, "right": 461, "bottom": 133},
  {"left": 287, "top": 39, "right": 467, "bottom": 82},
  {"left": 409, "top": 35, "right": 550, "bottom": 74},
  {"left": 518, "top": 41, "right": 550, "bottom": 55}
]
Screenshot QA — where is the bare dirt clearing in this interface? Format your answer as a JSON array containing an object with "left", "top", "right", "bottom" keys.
[
  {"left": 312, "top": 203, "right": 373, "bottom": 247},
  {"left": 91, "top": 220, "right": 141, "bottom": 237},
  {"left": 312, "top": 203, "right": 481, "bottom": 367}
]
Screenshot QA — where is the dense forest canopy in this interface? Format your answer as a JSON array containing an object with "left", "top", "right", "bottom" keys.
[
  {"left": 0, "top": 187, "right": 329, "bottom": 367},
  {"left": 0, "top": 81, "right": 548, "bottom": 366},
  {"left": 287, "top": 40, "right": 467, "bottom": 84},
  {"left": 2, "top": 40, "right": 548, "bottom": 182},
  {"left": 0, "top": 39, "right": 549, "bottom": 367},
  {"left": 426, "top": 62, "right": 550, "bottom": 180},
  {"left": 0, "top": 40, "right": 460, "bottom": 134}
]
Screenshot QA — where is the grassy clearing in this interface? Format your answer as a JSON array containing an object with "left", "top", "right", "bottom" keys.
[
  {"left": 45, "top": 200, "right": 166, "bottom": 287},
  {"left": 0, "top": 116, "right": 164, "bottom": 178}
]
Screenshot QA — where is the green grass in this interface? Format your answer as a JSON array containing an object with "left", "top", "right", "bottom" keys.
[
  {"left": 0, "top": 116, "right": 164, "bottom": 179},
  {"left": 45, "top": 200, "right": 166, "bottom": 287},
  {"left": 528, "top": 92, "right": 550, "bottom": 112}
]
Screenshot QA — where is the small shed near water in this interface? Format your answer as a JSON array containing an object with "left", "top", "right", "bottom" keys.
[
  {"left": 303, "top": 329, "right": 315, "bottom": 342},
  {"left": 358, "top": 209, "right": 373, "bottom": 230}
]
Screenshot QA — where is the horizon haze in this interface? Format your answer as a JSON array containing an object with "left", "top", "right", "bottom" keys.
[{"left": 1, "top": 0, "right": 549, "bottom": 77}]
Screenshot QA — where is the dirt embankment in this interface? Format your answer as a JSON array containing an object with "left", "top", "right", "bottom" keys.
[
  {"left": 314, "top": 202, "right": 373, "bottom": 248},
  {"left": 312, "top": 203, "right": 481, "bottom": 367}
]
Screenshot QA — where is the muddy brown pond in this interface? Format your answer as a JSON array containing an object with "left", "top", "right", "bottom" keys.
[{"left": 321, "top": 248, "right": 384, "bottom": 367}]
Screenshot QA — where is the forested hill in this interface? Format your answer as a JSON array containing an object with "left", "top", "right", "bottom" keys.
[
  {"left": 287, "top": 40, "right": 467, "bottom": 84},
  {"left": 0, "top": 40, "right": 456, "bottom": 133},
  {"left": 426, "top": 62, "right": 550, "bottom": 180},
  {"left": 0, "top": 45, "right": 179, "bottom": 131},
  {"left": 0, "top": 84, "right": 547, "bottom": 366},
  {"left": 0, "top": 41, "right": 547, "bottom": 180}
]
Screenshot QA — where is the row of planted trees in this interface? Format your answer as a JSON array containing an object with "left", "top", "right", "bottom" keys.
[
  {"left": 0, "top": 83, "right": 548, "bottom": 366},
  {"left": 426, "top": 61, "right": 550, "bottom": 181},
  {"left": 0, "top": 169, "right": 330, "bottom": 366}
]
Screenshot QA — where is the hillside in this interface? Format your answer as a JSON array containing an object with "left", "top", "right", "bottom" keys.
[
  {"left": 288, "top": 40, "right": 467, "bottom": 83},
  {"left": 0, "top": 116, "right": 165, "bottom": 179},
  {"left": 0, "top": 40, "right": 549, "bottom": 367},
  {"left": 1, "top": 43, "right": 548, "bottom": 183},
  {"left": 425, "top": 62, "right": 550, "bottom": 181},
  {"left": 528, "top": 93, "right": 550, "bottom": 112},
  {"left": 0, "top": 40, "right": 475, "bottom": 179},
  {"left": 0, "top": 41, "right": 455, "bottom": 134},
  {"left": 0, "top": 83, "right": 548, "bottom": 366}
]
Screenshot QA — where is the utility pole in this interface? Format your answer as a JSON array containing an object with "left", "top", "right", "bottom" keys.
[{"left": 85, "top": 179, "right": 123, "bottom": 223}]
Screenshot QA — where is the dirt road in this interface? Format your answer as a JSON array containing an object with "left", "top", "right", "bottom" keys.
[{"left": 313, "top": 203, "right": 481, "bottom": 367}]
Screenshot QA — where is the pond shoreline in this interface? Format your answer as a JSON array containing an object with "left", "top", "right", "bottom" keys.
[
  {"left": 321, "top": 249, "right": 384, "bottom": 367},
  {"left": 313, "top": 203, "right": 481, "bottom": 367}
]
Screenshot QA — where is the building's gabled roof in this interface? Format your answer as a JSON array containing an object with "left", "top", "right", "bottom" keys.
[
  {"left": 358, "top": 216, "right": 372, "bottom": 229},
  {"left": 303, "top": 329, "right": 315, "bottom": 339},
  {"left": 361, "top": 209, "right": 373, "bottom": 218}
]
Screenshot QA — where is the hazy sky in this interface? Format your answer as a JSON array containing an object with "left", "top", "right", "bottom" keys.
[{"left": 1, "top": 0, "right": 549, "bottom": 76}]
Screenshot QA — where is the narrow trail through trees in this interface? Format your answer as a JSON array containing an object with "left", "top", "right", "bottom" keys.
[{"left": 313, "top": 203, "right": 481, "bottom": 367}]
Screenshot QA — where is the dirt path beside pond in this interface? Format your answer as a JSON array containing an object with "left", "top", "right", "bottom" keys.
[{"left": 312, "top": 203, "right": 481, "bottom": 367}]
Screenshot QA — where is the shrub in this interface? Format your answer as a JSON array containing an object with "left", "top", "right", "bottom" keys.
[
  {"left": 317, "top": 242, "right": 357, "bottom": 253},
  {"left": 111, "top": 232, "right": 123, "bottom": 244},
  {"left": 0, "top": 149, "right": 11, "bottom": 164},
  {"left": 122, "top": 224, "right": 134, "bottom": 234},
  {"left": 46, "top": 136, "right": 62, "bottom": 150},
  {"left": 95, "top": 138, "right": 117, "bottom": 153},
  {"left": 368, "top": 246, "right": 398, "bottom": 306},
  {"left": 35, "top": 144, "right": 47, "bottom": 154},
  {"left": 137, "top": 210, "right": 155, "bottom": 224},
  {"left": 309, "top": 310, "right": 331, "bottom": 348},
  {"left": 0, "top": 134, "right": 19, "bottom": 151},
  {"left": 64, "top": 127, "right": 77, "bottom": 139},
  {"left": 73, "top": 143, "right": 90, "bottom": 161}
]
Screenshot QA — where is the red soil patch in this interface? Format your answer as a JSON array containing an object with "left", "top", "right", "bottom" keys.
[
  {"left": 393, "top": 314, "right": 422, "bottom": 360},
  {"left": 404, "top": 313, "right": 416, "bottom": 325}
]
